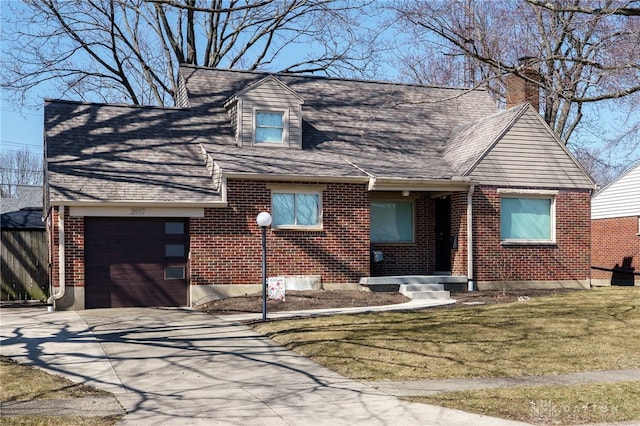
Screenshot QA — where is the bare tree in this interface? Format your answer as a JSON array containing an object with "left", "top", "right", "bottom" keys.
[
  {"left": 0, "top": 148, "right": 43, "bottom": 198},
  {"left": 387, "top": 0, "right": 639, "bottom": 184},
  {"left": 391, "top": 0, "right": 640, "bottom": 145},
  {"left": 525, "top": 0, "right": 640, "bottom": 17},
  {"left": 1, "top": 0, "right": 380, "bottom": 107}
]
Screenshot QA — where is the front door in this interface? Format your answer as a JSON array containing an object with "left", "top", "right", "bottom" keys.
[{"left": 435, "top": 196, "right": 451, "bottom": 272}]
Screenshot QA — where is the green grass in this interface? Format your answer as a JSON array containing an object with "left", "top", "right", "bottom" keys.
[
  {"left": 0, "top": 357, "right": 121, "bottom": 425},
  {"left": 254, "top": 287, "right": 640, "bottom": 381},
  {"left": 410, "top": 381, "right": 640, "bottom": 425},
  {"left": 0, "top": 415, "right": 122, "bottom": 426},
  {"left": 254, "top": 287, "right": 640, "bottom": 424},
  {"left": 1, "top": 357, "right": 110, "bottom": 401}
]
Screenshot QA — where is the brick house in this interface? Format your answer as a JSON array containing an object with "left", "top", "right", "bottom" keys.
[
  {"left": 44, "top": 66, "right": 595, "bottom": 310},
  {"left": 591, "top": 162, "right": 640, "bottom": 286}
]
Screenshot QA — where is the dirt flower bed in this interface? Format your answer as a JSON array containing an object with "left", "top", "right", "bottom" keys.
[{"left": 196, "top": 287, "right": 581, "bottom": 315}]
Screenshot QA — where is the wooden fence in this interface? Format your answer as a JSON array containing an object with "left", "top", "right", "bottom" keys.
[{"left": 1, "top": 229, "right": 49, "bottom": 301}]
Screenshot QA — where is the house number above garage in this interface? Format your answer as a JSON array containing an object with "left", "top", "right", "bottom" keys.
[{"left": 69, "top": 206, "right": 206, "bottom": 218}]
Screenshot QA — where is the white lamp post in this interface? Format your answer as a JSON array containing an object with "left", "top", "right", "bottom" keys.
[{"left": 256, "top": 212, "right": 272, "bottom": 322}]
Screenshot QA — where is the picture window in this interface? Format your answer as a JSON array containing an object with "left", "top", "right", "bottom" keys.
[
  {"left": 370, "top": 200, "right": 414, "bottom": 243},
  {"left": 271, "top": 191, "right": 321, "bottom": 229},
  {"left": 500, "top": 193, "right": 556, "bottom": 243}
]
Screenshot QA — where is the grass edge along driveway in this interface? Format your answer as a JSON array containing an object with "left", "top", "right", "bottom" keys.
[{"left": 254, "top": 287, "right": 640, "bottom": 425}]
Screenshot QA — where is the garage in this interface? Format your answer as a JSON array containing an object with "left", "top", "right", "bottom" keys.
[{"left": 84, "top": 217, "right": 188, "bottom": 308}]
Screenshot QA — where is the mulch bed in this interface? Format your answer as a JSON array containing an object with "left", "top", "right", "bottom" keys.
[{"left": 196, "top": 288, "right": 582, "bottom": 315}]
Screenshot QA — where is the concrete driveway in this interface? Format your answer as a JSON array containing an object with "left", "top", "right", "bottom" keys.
[{"left": 0, "top": 306, "right": 529, "bottom": 425}]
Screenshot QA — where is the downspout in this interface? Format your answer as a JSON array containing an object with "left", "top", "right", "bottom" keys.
[
  {"left": 467, "top": 186, "right": 475, "bottom": 291},
  {"left": 48, "top": 205, "right": 66, "bottom": 307}
]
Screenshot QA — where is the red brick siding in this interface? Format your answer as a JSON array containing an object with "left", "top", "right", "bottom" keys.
[
  {"left": 592, "top": 216, "right": 639, "bottom": 282},
  {"left": 189, "top": 180, "right": 371, "bottom": 286},
  {"left": 49, "top": 208, "right": 85, "bottom": 289},
  {"left": 473, "top": 187, "right": 591, "bottom": 282},
  {"left": 48, "top": 209, "right": 58, "bottom": 289},
  {"left": 450, "top": 192, "right": 468, "bottom": 276},
  {"left": 370, "top": 192, "right": 433, "bottom": 276}
]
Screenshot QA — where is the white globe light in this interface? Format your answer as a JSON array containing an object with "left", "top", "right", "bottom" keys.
[{"left": 256, "top": 211, "right": 272, "bottom": 227}]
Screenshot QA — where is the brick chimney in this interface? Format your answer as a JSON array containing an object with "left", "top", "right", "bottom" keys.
[{"left": 506, "top": 57, "right": 540, "bottom": 112}]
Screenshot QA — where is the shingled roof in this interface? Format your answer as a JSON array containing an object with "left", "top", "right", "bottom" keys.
[
  {"left": 180, "top": 66, "right": 500, "bottom": 182},
  {"left": 45, "top": 66, "right": 524, "bottom": 204},
  {"left": 45, "top": 100, "right": 222, "bottom": 205}
]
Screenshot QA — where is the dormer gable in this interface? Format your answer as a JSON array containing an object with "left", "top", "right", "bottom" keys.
[{"left": 224, "top": 75, "right": 304, "bottom": 149}]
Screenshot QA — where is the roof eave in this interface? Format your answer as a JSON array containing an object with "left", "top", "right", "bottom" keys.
[
  {"left": 368, "top": 176, "right": 474, "bottom": 192},
  {"left": 48, "top": 200, "right": 228, "bottom": 208},
  {"left": 222, "top": 171, "right": 370, "bottom": 184}
]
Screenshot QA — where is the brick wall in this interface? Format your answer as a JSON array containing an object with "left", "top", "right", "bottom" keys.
[
  {"left": 189, "top": 180, "right": 371, "bottom": 286},
  {"left": 592, "top": 216, "right": 639, "bottom": 284},
  {"left": 473, "top": 186, "right": 591, "bottom": 282},
  {"left": 450, "top": 192, "right": 468, "bottom": 276},
  {"left": 49, "top": 207, "right": 85, "bottom": 289},
  {"left": 370, "top": 192, "right": 433, "bottom": 276}
]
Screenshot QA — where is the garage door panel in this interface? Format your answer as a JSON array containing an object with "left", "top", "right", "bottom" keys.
[
  {"left": 110, "top": 263, "right": 186, "bottom": 307},
  {"left": 85, "top": 218, "right": 188, "bottom": 308}
]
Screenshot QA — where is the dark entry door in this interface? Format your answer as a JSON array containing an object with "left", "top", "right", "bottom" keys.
[
  {"left": 435, "top": 197, "right": 451, "bottom": 272},
  {"left": 85, "top": 217, "right": 188, "bottom": 308}
]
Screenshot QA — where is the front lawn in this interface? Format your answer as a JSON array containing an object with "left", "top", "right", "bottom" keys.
[
  {"left": 255, "top": 287, "right": 640, "bottom": 381},
  {"left": 0, "top": 357, "right": 122, "bottom": 425},
  {"left": 412, "top": 381, "right": 640, "bottom": 425},
  {"left": 254, "top": 287, "right": 640, "bottom": 424}
]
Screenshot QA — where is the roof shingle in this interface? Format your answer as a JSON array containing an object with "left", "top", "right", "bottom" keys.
[{"left": 46, "top": 67, "right": 515, "bottom": 204}]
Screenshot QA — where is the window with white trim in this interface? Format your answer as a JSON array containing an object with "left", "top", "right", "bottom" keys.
[
  {"left": 255, "top": 110, "right": 285, "bottom": 144},
  {"left": 271, "top": 190, "right": 322, "bottom": 229},
  {"left": 499, "top": 190, "right": 556, "bottom": 244},
  {"left": 370, "top": 200, "right": 414, "bottom": 243}
]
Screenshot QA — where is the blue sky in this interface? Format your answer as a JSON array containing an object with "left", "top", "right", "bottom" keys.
[
  {"left": 0, "top": 104, "right": 43, "bottom": 156},
  {"left": 1, "top": 0, "right": 636, "bottom": 181},
  {"left": 0, "top": 0, "right": 43, "bottom": 157}
]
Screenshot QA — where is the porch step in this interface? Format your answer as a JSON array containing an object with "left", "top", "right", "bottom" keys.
[
  {"left": 399, "top": 284, "right": 451, "bottom": 300},
  {"left": 359, "top": 275, "right": 466, "bottom": 300},
  {"left": 359, "top": 275, "right": 467, "bottom": 286}
]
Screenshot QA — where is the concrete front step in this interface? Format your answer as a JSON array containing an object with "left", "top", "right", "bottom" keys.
[
  {"left": 401, "top": 283, "right": 445, "bottom": 292},
  {"left": 359, "top": 275, "right": 467, "bottom": 286},
  {"left": 402, "top": 290, "right": 452, "bottom": 300},
  {"left": 359, "top": 276, "right": 465, "bottom": 300},
  {"left": 399, "top": 284, "right": 451, "bottom": 300}
]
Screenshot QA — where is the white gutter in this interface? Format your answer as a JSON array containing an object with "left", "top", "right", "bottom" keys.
[
  {"left": 467, "top": 185, "right": 475, "bottom": 291},
  {"left": 49, "top": 200, "right": 228, "bottom": 208},
  {"left": 48, "top": 205, "right": 66, "bottom": 306}
]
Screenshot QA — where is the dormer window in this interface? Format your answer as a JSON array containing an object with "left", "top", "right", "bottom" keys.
[
  {"left": 224, "top": 75, "right": 303, "bottom": 149},
  {"left": 255, "top": 110, "right": 286, "bottom": 144}
]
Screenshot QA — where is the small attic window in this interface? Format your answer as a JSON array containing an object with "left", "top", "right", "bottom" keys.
[{"left": 254, "top": 109, "right": 287, "bottom": 144}]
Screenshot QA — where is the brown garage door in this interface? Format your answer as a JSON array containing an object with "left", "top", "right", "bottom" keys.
[{"left": 85, "top": 217, "right": 188, "bottom": 308}]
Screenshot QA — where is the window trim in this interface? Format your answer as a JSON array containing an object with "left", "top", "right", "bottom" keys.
[
  {"left": 164, "top": 265, "right": 185, "bottom": 280},
  {"left": 370, "top": 198, "right": 416, "bottom": 244},
  {"left": 269, "top": 186, "right": 323, "bottom": 231},
  {"left": 498, "top": 189, "right": 557, "bottom": 245},
  {"left": 253, "top": 107, "right": 289, "bottom": 146}
]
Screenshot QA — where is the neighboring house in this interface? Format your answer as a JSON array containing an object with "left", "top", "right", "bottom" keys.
[
  {"left": 44, "top": 66, "right": 596, "bottom": 310},
  {"left": 591, "top": 162, "right": 640, "bottom": 286},
  {"left": 1, "top": 185, "right": 48, "bottom": 301}
]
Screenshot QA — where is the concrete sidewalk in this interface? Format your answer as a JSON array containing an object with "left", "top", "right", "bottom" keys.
[
  {"left": 216, "top": 297, "right": 456, "bottom": 322},
  {"left": 363, "top": 369, "right": 640, "bottom": 396},
  {"left": 1, "top": 305, "right": 529, "bottom": 426}
]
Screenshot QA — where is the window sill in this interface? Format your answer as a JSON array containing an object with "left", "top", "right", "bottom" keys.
[
  {"left": 252, "top": 142, "right": 287, "bottom": 147},
  {"left": 501, "top": 240, "right": 557, "bottom": 247},
  {"left": 371, "top": 242, "right": 416, "bottom": 246},
  {"left": 273, "top": 226, "right": 323, "bottom": 232}
]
